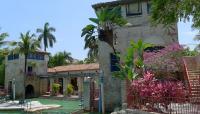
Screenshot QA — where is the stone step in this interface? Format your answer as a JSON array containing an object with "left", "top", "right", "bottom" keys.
[
  {"left": 190, "top": 84, "right": 200, "bottom": 87},
  {"left": 188, "top": 73, "right": 200, "bottom": 75},
  {"left": 188, "top": 74, "right": 200, "bottom": 76},
  {"left": 189, "top": 77, "right": 200, "bottom": 79}
]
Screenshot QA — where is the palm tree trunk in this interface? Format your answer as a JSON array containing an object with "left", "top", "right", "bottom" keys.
[{"left": 23, "top": 55, "right": 27, "bottom": 99}]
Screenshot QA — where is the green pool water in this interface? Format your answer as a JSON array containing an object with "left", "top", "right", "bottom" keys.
[{"left": 0, "top": 98, "right": 81, "bottom": 114}]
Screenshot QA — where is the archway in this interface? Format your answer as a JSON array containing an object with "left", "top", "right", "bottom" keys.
[{"left": 25, "top": 84, "right": 34, "bottom": 98}]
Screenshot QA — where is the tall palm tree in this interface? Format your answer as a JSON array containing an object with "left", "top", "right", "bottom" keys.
[
  {"left": 37, "top": 22, "right": 56, "bottom": 52},
  {"left": 81, "top": 6, "right": 127, "bottom": 58},
  {"left": 12, "top": 31, "right": 40, "bottom": 99}
]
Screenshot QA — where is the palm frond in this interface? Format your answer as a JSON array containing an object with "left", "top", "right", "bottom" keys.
[{"left": 36, "top": 28, "right": 43, "bottom": 33}]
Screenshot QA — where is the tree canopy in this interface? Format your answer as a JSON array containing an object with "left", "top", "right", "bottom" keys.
[
  {"left": 37, "top": 22, "right": 56, "bottom": 51},
  {"left": 81, "top": 6, "right": 127, "bottom": 58},
  {"left": 48, "top": 51, "right": 74, "bottom": 67},
  {"left": 151, "top": 0, "right": 200, "bottom": 29}
]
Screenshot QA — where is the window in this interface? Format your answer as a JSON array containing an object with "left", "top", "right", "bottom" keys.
[
  {"left": 8, "top": 54, "right": 19, "bottom": 61},
  {"left": 126, "top": 2, "right": 142, "bottom": 16},
  {"left": 27, "top": 53, "right": 44, "bottom": 60},
  {"left": 27, "top": 66, "right": 33, "bottom": 73},
  {"left": 110, "top": 53, "right": 120, "bottom": 72},
  {"left": 144, "top": 46, "right": 165, "bottom": 53},
  {"left": 147, "top": 1, "right": 151, "bottom": 14}
]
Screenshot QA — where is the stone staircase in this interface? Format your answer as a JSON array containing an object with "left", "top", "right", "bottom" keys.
[{"left": 183, "top": 57, "right": 200, "bottom": 103}]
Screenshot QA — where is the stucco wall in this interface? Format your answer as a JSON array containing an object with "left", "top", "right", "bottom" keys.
[
  {"left": 5, "top": 54, "right": 49, "bottom": 98},
  {"left": 40, "top": 78, "right": 48, "bottom": 95},
  {"left": 97, "top": 1, "right": 178, "bottom": 112}
]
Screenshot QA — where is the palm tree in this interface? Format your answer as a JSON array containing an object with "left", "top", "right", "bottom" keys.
[
  {"left": 63, "top": 51, "right": 74, "bottom": 63},
  {"left": 37, "top": 22, "right": 56, "bottom": 52},
  {"left": 81, "top": 6, "right": 127, "bottom": 57},
  {"left": 12, "top": 31, "right": 40, "bottom": 99},
  {"left": 0, "top": 32, "right": 8, "bottom": 47},
  {"left": 81, "top": 25, "right": 98, "bottom": 58}
]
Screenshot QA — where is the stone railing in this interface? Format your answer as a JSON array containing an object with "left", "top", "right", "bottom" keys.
[
  {"left": 111, "top": 103, "right": 160, "bottom": 114},
  {"left": 111, "top": 109, "right": 160, "bottom": 114}
]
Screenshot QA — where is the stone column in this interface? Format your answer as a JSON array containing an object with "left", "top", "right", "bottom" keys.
[
  {"left": 63, "top": 77, "right": 66, "bottom": 96},
  {"left": 65, "top": 77, "right": 70, "bottom": 96},
  {"left": 78, "top": 77, "right": 84, "bottom": 98},
  {"left": 83, "top": 78, "right": 90, "bottom": 110},
  {"left": 121, "top": 80, "right": 127, "bottom": 104},
  {"left": 50, "top": 78, "right": 54, "bottom": 95}
]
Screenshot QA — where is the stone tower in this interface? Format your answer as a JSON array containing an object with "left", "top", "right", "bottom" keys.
[{"left": 92, "top": 0, "right": 178, "bottom": 112}]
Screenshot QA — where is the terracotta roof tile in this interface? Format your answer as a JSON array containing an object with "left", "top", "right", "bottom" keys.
[
  {"left": 92, "top": 0, "right": 138, "bottom": 9},
  {"left": 48, "top": 63, "right": 99, "bottom": 73}
]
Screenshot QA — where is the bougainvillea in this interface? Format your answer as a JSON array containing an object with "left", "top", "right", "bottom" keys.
[
  {"left": 143, "top": 43, "right": 184, "bottom": 72},
  {"left": 128, "top": 71, "right": 187, "bottom": 109}
]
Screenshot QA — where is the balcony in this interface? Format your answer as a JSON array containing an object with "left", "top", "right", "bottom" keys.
[{"left": 26, "top": 72, "right": 36, "bottom": 77}]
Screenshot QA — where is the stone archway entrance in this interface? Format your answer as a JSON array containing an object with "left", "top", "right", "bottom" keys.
[{"left": 25, "top": 84, "right": 34, "bottom": 98}]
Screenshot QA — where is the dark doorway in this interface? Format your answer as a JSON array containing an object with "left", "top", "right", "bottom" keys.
[
  {"left": 47, "top": 79, "right": 50, "bottom": 92},
  {"left": 71, "top": 78, "right": 78, "bottom": 91},
  {"left": 58, "top": 78, "right": 63, "bottom": 94},
  {"left": 8, "top": 81, "right": 13, "bottom": 98},
  {"left": 25, "top": 85, "right": 34, "bottom": 98}
]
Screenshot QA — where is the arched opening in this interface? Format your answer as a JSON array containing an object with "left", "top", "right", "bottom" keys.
[{"left": 25, "top": 84, "right": 34, "bottom": 98}]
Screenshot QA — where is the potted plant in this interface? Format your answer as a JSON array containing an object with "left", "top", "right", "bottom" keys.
[
  {"left": 66, "top": 84, "right": 74, "bottom": 97},
  {"left": 52, "top": 83, "right": 60, "bottom": 96}
]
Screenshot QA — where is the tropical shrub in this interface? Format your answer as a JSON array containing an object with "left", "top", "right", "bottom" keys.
[
  {"left": 67, "top": 84, "right": 74, "bottom": 95},
  {"left": 113, "top": 39, "right": 151, "bottom": 80},
  {"left": 128, "top": 71, "right": 187, "bottom": 109},
  {"left": 52, "top": 83, "right": 60, "bottom": 95}
]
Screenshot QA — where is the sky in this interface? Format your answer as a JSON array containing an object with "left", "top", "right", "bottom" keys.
[{"left": 0, "top": 0, "right": 199, "bottom": 60}]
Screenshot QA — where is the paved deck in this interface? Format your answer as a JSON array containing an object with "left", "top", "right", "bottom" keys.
[{"left": 0, "top": 100, "right": 61, "bottom": 112}]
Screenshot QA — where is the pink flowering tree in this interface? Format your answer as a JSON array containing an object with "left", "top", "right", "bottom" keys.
[
  {"left": 144, "top": 43, "right": 184, "bottom": 73},
  {"left": 128, "top": 71, "right": 187, "bottom": 111}
]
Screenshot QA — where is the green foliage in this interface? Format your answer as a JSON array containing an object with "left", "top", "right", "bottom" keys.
[
  {"left": 93, "top": 6, "right": 127, "bottom": 29},
  {"left": 83, "top": 57, "right": 97, "bottom": 64},
  {"left": 48, "top": 51, "right": 73, "bottom": 67},
  {"left": 113, "top": 39, "right": 152, "bottom": 80},
  {"left": 0, "top": 30, "right": 9, "bottom": 85},
  {"left": 11, "top": 31, "right": 40, "bottom": 74},
  {"left": 181, "top": 47, "right": 199, "bottom": 56},
  {"left": 67, "top": 84, "right": 74, "bottom": 95},
  {"left": 81, "top": 6, "right": 127, "bottom": 58},
  {"left": 37, "top": 22, "right": 56, "bottom": 51},
  {"left": 0, "top": 64, "right": 5, "bottom": 85},
  {"left": 52, "top": 83, "right": 60, "bottom": 94},
  {"left": 0, "top": 32, "right": 9, "bottom": 48},
  {"left": 0, "top": 53, "right": 5, "bottom": 85},
  {"left": 151, "top": 0, "right": 200, "bottom": 28}
]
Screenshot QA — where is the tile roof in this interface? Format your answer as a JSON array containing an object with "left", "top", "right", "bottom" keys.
[
  {"left": 48, "top": 63, "right": 99, "bottom": 73},
  {"left": 92, "top": 0, "right": 138, "bottom": 9}
]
